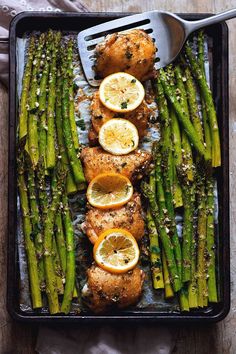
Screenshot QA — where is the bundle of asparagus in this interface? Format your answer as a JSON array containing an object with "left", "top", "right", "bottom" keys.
[
  {"left": 17, "top": 30, "right": 85, "bottom": 314},
  {"left": 143, "top": 31, "right": 219, "bottom": 311}
]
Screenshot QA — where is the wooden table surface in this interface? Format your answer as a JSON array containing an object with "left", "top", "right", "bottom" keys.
[{"left": 1, "top": 1, "right": 236, "bottom": 353}]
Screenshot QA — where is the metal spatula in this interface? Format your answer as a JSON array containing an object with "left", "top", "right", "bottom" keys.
[{"left": 78, "top": 8, "right": 236, "bottom": 86}]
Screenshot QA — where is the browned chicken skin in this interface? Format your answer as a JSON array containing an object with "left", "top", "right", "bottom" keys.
[
  {"left": 80, "top": 146, "right": 152, "bottom": 183},
  {"left": 82, "top": 265, "right": 145, "bottom": 313},
  {"left": 89, "top": 91, "right": 152, "bottom": 144},
  {"left": 95, "top": 29, "right": 156, "bottom": 81},
  {"left": 82, "top": 193, "right": 145, "bottom": 244}
]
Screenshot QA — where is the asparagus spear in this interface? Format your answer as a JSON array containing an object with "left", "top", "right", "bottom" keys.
[
  {"left": 67, "top": 39, "right": 79, "bottom": 152},
  {"left": 48, "top": 170, "right": 65, "bottom": 295},
  {"left": 174, "top": 64, "right": 189, "bottom": 117},
  {"left": 184, "top": 66, "right": 204, "bottom": 143},
  {"left": 198, "top": 30, "right": 212, "bottom": 161},
  {"left": 43, "top": 167, "right": 65, "bottom": 314},
  {"left": 197, "top": 31, "right": 217, "bottom": 303},
  {"left": 147, "top": 170, "right": 164, "bottom": 289},
  {"left": 38, "top": 30, "right": 52, "bottom": 170},
  {"left": 52, "top": 236, "right": 64, "bottom": 295},
  {"left": 26, "top": 154, "right": 45, "bottom": 289},
  {"left": 170, "top": 104, "right": 183, "bottom": 208},
  {"left": 171, "top": 107, "right": 183, "bottom": 171},
  {"left": 206, "top": 177, "right": 218, "bottom": 302},
  {"left": 165, "top": 67, "right": 183, "bottom": 207},
  {"left": 29, "top": 34, "right": 46, "bottom": 112},
  {"left": 61, "top": 195, "right": 76, "bottom": 314},
  {"left": 55, "top": 67, "right": 78, "bottom": 194},
  {"left": 142, "top": 180, "right": 181, "bottom": 292},
  {"left": 162, "top": 250, "right": 174, "bottom": 298},
  {"left": 19, "top": 36, "right": 35, "bottom": 142},
  {"left": 159, "top": 69, "right": 207, "bottom": 160},
  {"left": 61, "top": 51, "right": 86, "bottom": 185},
  {"left": 46, "top": 31, "right": 61, "bottom": 170},
  {"left": 160, "top": 152, "right": 183, "bottom": 284},
  {"left": 155, "top": 144, "right": 182, "bottom": 291},
  {"left": 18, "top": 154, "right": 42, "bottom": 309},
  {"left": 182, "top": 183, "right": 195, "bottom": 283},
  {"left": 181, "top": 121, "right": 195, "bottom": 282},
  {"left": 174, "top": 64, "right": 194, "bottom": 182},
  {"left": 185, "top": 43, "right": 221, "bottom": 167},
  {"left": 155, "top": 80, "right": 182, "bottom": 282},
  {"left": 155, "top": 77, "right": 174, "bottom": 186},
  {"left": 176, "top": 60, "right": 196, "bottom": 284},
  {"left": 28, "top": 34, "right": 45, "bottom": 168},
  {"left": 198, "top": 31, "right": 205, "bottom": 74},
  {"left": 188, "top": 225, "right": 198, "bottom": 308},
  {"left": 198, "top": 60, "right": 212, "bottom": 160},
  {"left": 179, "top": 285, "right": 190, "bottom": 312},
  {"left": 147, "top": 208, "right": 164, "bottom": 289},
  {"left": 55, "top": 212, "right": 67, "bottom": 275},
  {"left": 196, "top": 182, "right": 208, "bottom": 308}
]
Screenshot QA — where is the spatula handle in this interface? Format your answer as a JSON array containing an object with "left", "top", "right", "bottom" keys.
[{"left": 185, "top": 8, "right": 236, "bottom": 34}]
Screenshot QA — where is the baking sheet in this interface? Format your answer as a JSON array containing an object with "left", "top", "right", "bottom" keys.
[{"left": 16, "top": 31, "right": 219, "bottom": 315}]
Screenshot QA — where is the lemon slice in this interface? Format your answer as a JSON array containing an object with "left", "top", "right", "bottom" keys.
[
  {"left": 99, "top": 72, "right": 145, "bottom": 112},
  {"left": 93, "top": 228, "right": 140, "bottom": 273},
  {"left": 98, "top": 118, "right": 139, "bottom": 155},
  {"left": 87, "top": 173, "right": 133, "bottom": 209}
]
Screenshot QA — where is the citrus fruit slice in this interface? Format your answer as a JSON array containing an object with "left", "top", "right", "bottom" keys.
[
  {"left": 87, "top": 173, "right": 133, "bottom": 209},
  {"left": 99, "top": 72, "right": 145, "bottom": 112},
  {"left": 98, "top": 118, "right": 139, "bottom": 155},
  {"left": 93, "top": 228, "right": 140, "bottom": 273}
]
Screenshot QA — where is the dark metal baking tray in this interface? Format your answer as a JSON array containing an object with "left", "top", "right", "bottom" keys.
[{"left": 7, "top": 11, "right": 230, "bottom": 323}]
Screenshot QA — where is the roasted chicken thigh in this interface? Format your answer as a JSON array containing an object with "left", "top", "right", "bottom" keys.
[
  {"left": 82, "top": 193, "right": 145, "bottom": 244},
  {"left": 82, "top": 265, "right": 145, "bottom": 313},
  {"left": 89, "top": 91, "right": 152, "bottom": 144},
  {"left": 80, "top": 147, "right": 152, "bottom": 183},
  {"left": 94, "top": 29, "right": 156, "bottom": 81}
]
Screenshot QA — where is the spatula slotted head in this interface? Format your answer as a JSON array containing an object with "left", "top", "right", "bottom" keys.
[{"left": 78, "top": 11, "right": 177, "bottom": 87}]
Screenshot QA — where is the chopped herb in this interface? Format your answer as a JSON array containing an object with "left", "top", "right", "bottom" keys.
[
  {"left": 125, "top": 50, "right": 133, "bottom": 59},
  {"left": 150, "top": 246, "right": 160, "bottom": 255},
  {"left": 76, "top": 119, "right": 86, "bottom": 131},
  {"left": 142, "top": 136, "right": 151, "bottom": 143},
  {"left": 121, "top": 101, "right": 128, "bottom": 109},
  {"left": 153, "top": 260, "right": 161, "bottom": 268}
]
